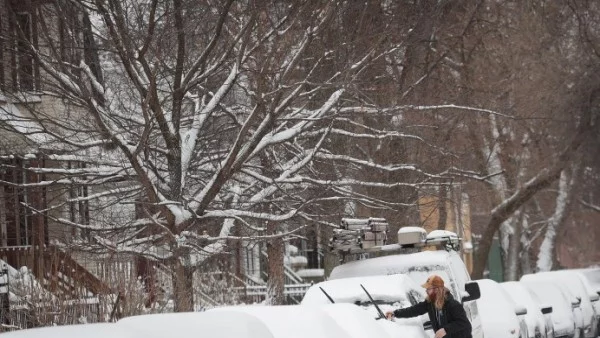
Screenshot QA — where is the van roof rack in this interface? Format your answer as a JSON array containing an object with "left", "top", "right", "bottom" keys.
[{"left": 329, "top": 219, "right": 462, "bottom": 261}]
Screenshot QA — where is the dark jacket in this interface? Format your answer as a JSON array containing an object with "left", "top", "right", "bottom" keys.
[{"left": 393, "top": 291, "right": 472, "bottom": 338}]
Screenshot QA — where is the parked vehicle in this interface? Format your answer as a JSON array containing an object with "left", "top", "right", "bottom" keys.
[
  {"left": 501, "top": 281, "right": 554, "bottom": 338},
  {"left": 328, "top": 227, "right": 483, "bottom": 338},
  {"left": 4, "top": 303, "right": 427, "bottom": 338},
  {"left": 575, "top": 268, "right": 600, "bottom": 336},
  {"left": 521, "top": 279, "right": 580, "bottom": 338},
  {"left": 301, "top": 274, "right": 430, "bottom": 337},
  {"left": 522, "top": 271, "right": 597, "bottom": 338},
  {"left": 476, "top": 279, "right": 527, "bottom": 338},
  {"left": 575, "top": 268, "right": 600, "bottom": 293}
]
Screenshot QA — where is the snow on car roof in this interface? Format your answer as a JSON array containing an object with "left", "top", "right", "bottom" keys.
[
  {"left": 330, "top": 250, "right": 451, "bottom": 280},
  {"left": 302, "top": 274, "right": 424, "bottom": 306}
]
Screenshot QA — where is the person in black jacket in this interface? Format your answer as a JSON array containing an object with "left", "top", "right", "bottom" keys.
[{"left": 385, "top": 275, "right": 472, "bottom": 338}]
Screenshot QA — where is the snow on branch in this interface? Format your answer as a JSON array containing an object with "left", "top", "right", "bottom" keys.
[{"left": 580, "top": 198, "right": 600, "bottom": 212}]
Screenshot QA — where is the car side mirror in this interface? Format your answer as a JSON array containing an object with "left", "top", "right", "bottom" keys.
[
  {"left": 462, "top": 281, "right": 481, "bottom": 302},
  {"left": 590, "top": 293, "right": 599, "bottom": 302},
  {"left": 423, "top": 321, "right": 432, "bottom": 331},
  {"left": 515, "top": 305, "right": 527, "bottom": 316},
  {"left": 540, "top": 305, "right": 553, "bottom": 314}
]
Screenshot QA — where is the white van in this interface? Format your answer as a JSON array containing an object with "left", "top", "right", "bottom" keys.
[{"left": 328, "top": 227, "right": 484, "bottom": 338}]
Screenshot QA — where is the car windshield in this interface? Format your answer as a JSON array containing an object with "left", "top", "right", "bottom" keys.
[{"left": 302, "top": 275, "right": 425, "bottom": 309}]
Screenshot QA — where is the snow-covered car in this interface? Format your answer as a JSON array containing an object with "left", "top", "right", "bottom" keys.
[
  {"left": 501, "top": 281, "right": 554, "bottom": 338},
  {"left": 301, "top": 274, "right": 429, "bottom": 337},
  {"left": 522, "top": 271, "right": 597, "bottom": 338},
  {"left": 475, "top": 279, "right": 527, "bottom": 338},
  {"left": 329, "top": 229, "right": 483, "bottom": 338},
  {"left": 569, "top": 270, "right": 600, "bottom": 337},
  {"left": 575, "top": 268, "right": 600, "bottom": 293},
  {"left": 521, "top": 279, "right": 579, "bottom": 338},
  {"left": 575, "top": 268, "right": 600, "bottom": 335},
  {"left": 2, "top": 304, "right": 416, "bottom": 338}
]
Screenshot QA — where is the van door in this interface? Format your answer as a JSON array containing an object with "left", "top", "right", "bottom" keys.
[{"left": 448, "top": 253, "right": 484, "bottom": 338}]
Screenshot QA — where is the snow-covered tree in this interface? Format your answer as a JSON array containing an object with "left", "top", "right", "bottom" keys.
[{"left": 0, "top": 0, "right": 460, "bottom": 310}]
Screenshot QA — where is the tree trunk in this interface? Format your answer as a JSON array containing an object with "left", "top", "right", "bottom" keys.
[
  {"left": 536, "top": 168, "right": 575, "bottom": 272},
  {"left": 505, "top": 212, "right": 522, "bottom": 281},
  {"left": 172, "top": 259, "right": 194, "bottom": 312},
  {"left": 519, "top": 211, "right": 533, "bottom": 275},
  {"left": 265, "top": 220, "right": 284, "bottom": 305}
]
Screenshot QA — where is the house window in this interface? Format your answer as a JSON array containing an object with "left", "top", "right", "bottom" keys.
[
  {"left": 68, "top": 162, "right": 90, "bottom": 240},
  {"left": 58, "top": 4, "right": 81, "bottom": 66},
  {"left": 15, "top": 12, "right": 34, "bottom": 91},
  {"left": 0, "top": 158, "right": 47, "bottom": 248},
  {"left": 5, "top": 0, "right": 38, "bottom": 92}
]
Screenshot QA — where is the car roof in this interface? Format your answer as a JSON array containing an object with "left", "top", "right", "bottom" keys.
[{"left": 330, "top": 250, "right": 453, "bottom": 280}]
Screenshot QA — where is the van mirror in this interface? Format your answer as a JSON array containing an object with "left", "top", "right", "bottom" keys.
[
  {"left": 462, "top": 281, "right": 481, "bottom": 302},
  {"left": 590, "top": 293, "right": 599, "bottom": 302},
  {"left": 515, "top": 305, "right": 527, "bottom": 316},
  {"left": 540, "top": 305, "right": 553, "bottom": 314}
]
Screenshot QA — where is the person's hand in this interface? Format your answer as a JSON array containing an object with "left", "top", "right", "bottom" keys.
[
  {"left": 434, "top": 328, "right": 447, "bottom": 338},
  {"left": 385, "top": 311, "right": 394, "bottom": 320}
]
